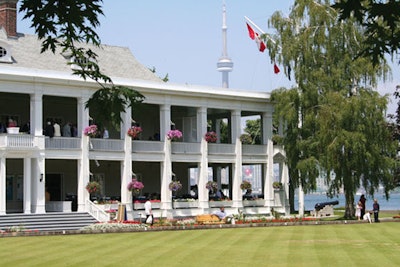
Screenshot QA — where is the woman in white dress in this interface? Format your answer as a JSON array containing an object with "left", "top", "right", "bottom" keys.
[{"left": 355, "top": 201, "right": 362, "bottom": 220}]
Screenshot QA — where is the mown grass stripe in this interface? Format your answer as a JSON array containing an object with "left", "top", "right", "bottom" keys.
[{"left": 1, "top": 223, "right": 400, "bottom": 266}]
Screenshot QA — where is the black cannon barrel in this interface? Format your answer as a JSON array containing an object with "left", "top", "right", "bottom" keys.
[{"left": 314, "top": 200, "right": 339, "bottom": 211}]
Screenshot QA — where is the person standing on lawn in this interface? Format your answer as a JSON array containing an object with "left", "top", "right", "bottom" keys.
[
  {"left": 144, "top": 197, "right": 153, "bottom": 226},
  {"left": 359, "top": 194, "right": 366, "bottom": 219},
  {"left": 373, "top": 199, "right": 380, "bottom": 223}
]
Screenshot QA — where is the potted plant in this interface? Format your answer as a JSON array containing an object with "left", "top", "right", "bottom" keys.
[
  {"left": 204, "top": 131, "right": 217, "bottom": 143},
  {"left": 273, "top": 181, "right": 283, "bottom": 190},
  {"left": 169, "top": 180, "right": 183, "bottom": 192},
  {"left": 206, "top": 181, "right": 218, "bottom": 193},
  {"left": 127, "top": 126, "right": 142, "bottom": 139},
  {"left": 127, "top": 178, "right": 144, "bottom": 195},
  {"left": 86, "top": 181, "right": 101, "bottom": 194},
  {"left": 166, "top": 129, "right": 183, "bottom": 141},
  {"left": 83, "top": 124, "right": 98, "bottom": 138},
  {"left": 240, "top": 180, "right": 252, "bottom": 190}
]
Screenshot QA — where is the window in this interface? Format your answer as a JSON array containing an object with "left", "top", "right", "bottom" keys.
[
  {"left": 0, "top": 42, "right": 12, "bottom": 63},
  {"left": 0, "top": 46, "right": 7, "bottom": 57}
]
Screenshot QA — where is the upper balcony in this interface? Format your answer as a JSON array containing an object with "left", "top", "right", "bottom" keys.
[{"left": 0, "top": 134, "right": 44, "bottom": 156}]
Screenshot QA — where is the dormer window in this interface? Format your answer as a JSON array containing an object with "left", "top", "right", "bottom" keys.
[
  {"left": 0, "top": 46, "right": 7, "bottom": 57},
  {"left": 70, "top": 56, "right": 96, "bottom": 70},
  {"left": 0, "top": 41, "right": 12, "bottom": 63}
]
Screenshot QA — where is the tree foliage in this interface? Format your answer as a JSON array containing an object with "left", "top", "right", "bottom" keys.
[
  {"left": 243, "top": 119, "right": 261, "bottom": 144},
  {"left": 267, "top": 0, "right": 396, "bottom": 217},
  {"left": 20, "top": 0, "right": 145, "bottom": 130},
  {"left": 332, "top": 0, "right": 400, "bottom": 65}
]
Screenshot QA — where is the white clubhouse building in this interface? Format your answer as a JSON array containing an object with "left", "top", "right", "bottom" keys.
[{"left": 0, "top": 0, "right": 289, "bottom": 221}]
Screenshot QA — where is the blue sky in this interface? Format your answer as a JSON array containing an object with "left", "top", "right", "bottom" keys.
[{"left": 17, "top": 0, "right": 399, "bottom": 113}]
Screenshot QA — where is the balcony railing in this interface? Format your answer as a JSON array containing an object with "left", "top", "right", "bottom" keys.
[
  {"left": 45, "top": 137, "right": 80, "bottom": 149},
  {"left": 0, "top": 134, "right": 43, "bottom": 149},
  {"left": 171, "top": 142, "right": 201, "bottom": 154},
  {"left": 242, "top": 144, "right": 267, "bottom": 155},
  {"left": 132, "top": 141, "right": 163, "bottom": 153},
  {"left": 90, "top": 139, "right": 124, "bottom": 151},
  {"left": 208, "top": 143, "right": 235, "bottom": 154}
]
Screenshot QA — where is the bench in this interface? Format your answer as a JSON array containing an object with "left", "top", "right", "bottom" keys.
[{"left": 195, "top": 214, "right": 225, "bottom": 225}]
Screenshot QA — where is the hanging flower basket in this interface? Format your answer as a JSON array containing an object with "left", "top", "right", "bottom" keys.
[
  {"left": 86, "top": 181, "right": 101, "bottom": 194},
  {"left": 240, "top": 180, "right": 252, "bottom": 190},
  {"left": 206, "top": 181, "right": 218, "bottom": 193},
  {"left": 127, "top": 178, "right": 144, "bottom": 195},
  {"left": 205, "top": 131, "right": 217, "bottom": 143},
  {"left": 83, "top": 125, "right": 98, "bottom": 138},
  {"left": 273, "top": 181, "right": 283, "bottom": 190},
  {"left": 169, "top": 180, "right": 183, "bottom": 192},
  {"left": 127, "top": 126, "right": 142, "bottom": 139},
  {"left": 167, "top": 129, "right": 183, "bottom": 141}
]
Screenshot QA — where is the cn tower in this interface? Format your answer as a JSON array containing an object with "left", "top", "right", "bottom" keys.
[{"left": 216, "top": 3, "right": 233, "bottom": 88}]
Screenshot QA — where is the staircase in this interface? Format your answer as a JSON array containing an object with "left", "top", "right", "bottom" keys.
[{"left": 0, "top": 212, "right": 98, "bottom": 232}]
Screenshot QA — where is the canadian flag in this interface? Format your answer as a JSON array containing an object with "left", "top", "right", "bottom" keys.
[
  {"left": 246, "top": 23, "right": 266, "bottom": 52},
  {"left": 274, "top": 63, "right": 280, "bottom": 74}
]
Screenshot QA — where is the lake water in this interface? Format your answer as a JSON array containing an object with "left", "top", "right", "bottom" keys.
[{"left": 294, "top": 193, "right": 400, "bottom": 211}]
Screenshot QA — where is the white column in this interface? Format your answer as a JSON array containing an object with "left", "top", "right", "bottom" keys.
[
  {"left": 78, "top": 135, "right": 90, "bottom": 212},
  {"left": 0, "top": 155, "right": 6, "bottom": 215},
  {"left": 77, "top": 95, "right": 90, "bottom": 211},
  {"left": 161, "top": 139, "right": 172, "bottom": 217},
  {"left": 198, "top": 138, "right": 208, "bottom": 209},
  {"left": 121, "top": 107, "right": 132, "bottom": 212},
  {"left": 77, "top": 94, "right": 90, "bottom": 137},
  {"left": 298, "top": 182, "right": 305, "bottom": 217},
  {"left": 196, "top": 107, "right": 207, "bottom": 142},
  {"left": 231, "top": 110, "right": 241, "bottom": 143},
  {"left": 232, "top": 140, "right": 242, "bottom": 208},
  {"left": 23, "top": 158, "right": 31, "bottom": 214},
  {"left": 30, "top": 92, "right": 43, "bottom": 136},
  {"left": 215, "top": 119, "right": 221, "bottom": 143},
  {"left": 160, "top": 104, "right": 171, "bottom": 142},
  {"left": 262, "top": 110, "right": 274, "bottom": 144},
  {"left": 282, "top": 162, "right": 290, "bottom": 215},
  {"left": 31, "top": 154, "right": 45, "bottom": 213},
  {"left": 264, "top": 140, "right": 274, "bottom": 207}
]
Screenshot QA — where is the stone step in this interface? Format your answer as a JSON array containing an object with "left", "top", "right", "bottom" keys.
[{"left": 0, "top": 212, "right": 98, "bottom": 232}]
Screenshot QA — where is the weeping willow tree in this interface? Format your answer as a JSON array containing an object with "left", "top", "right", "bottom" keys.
[{"left": 266, "top": 0, "right": 396, "bottom": 217}]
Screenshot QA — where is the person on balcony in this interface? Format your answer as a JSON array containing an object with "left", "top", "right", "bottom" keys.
[
  {"left": 102, "top": 127, "right": 109, "bottom": 139},
  {"left": 44, "top": 121, "right": 54, "bottom": 138},
  {"left": 53, "top": 121, "right": 61, "bottom": 137},
  {"left": 63, "top": 122, "right": 71, "bottom": 137}
]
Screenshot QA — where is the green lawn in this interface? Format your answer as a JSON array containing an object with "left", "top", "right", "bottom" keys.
[{"left": 1, "top": 222, "right": 400, "bottom": 267}]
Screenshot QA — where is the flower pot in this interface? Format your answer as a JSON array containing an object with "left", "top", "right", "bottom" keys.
[{"left": 7, "top": 127, "right": 19, "bottom": 134}]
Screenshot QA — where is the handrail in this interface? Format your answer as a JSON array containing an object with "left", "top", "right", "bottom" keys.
[{"left": 85, "top": 200, "right": 110, "bottom": 222}]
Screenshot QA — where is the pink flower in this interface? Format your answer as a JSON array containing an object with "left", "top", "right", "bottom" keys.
[{"left": 167, "top": 129, "right": 183, "bottom": 141}]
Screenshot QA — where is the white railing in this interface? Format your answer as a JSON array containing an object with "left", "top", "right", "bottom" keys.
[
  {"left": 86, "top": 200, "right": 110, "bottom": 222},
  {"left": 132, "top": 141, "right": 163, "bottom": 152},
  {"left": 171, "top": 142, "right": 201, "bottom": 154},
  {"left": 45, "top": 137, "right": 80, "bottom": 149},
  {"left": 242, "top": 144, "right": 267, "bottom": 155},
  {"left": 208, "top": 143, "right": 235, "bottom": 154},
  {"left": 0, "top": 134, "right": 42, "bottom": 148},
  {"left": 90, "top": 139, "right": 124, "bottom": 151}
]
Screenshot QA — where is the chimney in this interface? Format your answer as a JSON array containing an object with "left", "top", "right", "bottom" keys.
[{"left": 0, "top": 0, "right": 18, "bottom": 37}]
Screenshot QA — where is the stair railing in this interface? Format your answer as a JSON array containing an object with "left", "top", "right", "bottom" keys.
[{"left": 86, "top": 200, "right": 110, "bottom": 222}]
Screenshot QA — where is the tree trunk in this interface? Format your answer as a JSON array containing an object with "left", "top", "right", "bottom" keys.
[
  {"left": 289, "top": 180, "right": 295, "bottom": 213},
  {"left": 344, "top": 189, "right": 355, "bottom": 219}
]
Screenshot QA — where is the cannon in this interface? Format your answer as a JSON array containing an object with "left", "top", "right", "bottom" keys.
[{"left": 314, "top": 200, "right": 339, "bottom": 211}]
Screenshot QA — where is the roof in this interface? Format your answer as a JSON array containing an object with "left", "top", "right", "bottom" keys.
[{"left": 0, "top": 29, "right": 162, "bottom": 82}]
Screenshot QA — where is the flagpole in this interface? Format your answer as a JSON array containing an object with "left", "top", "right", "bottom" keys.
[
  {"left": 244, "top": 16, "right": 265, "bottom": 34},
  {"left": 244, "top": 16, "right": 280, "bottom": 48}
]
